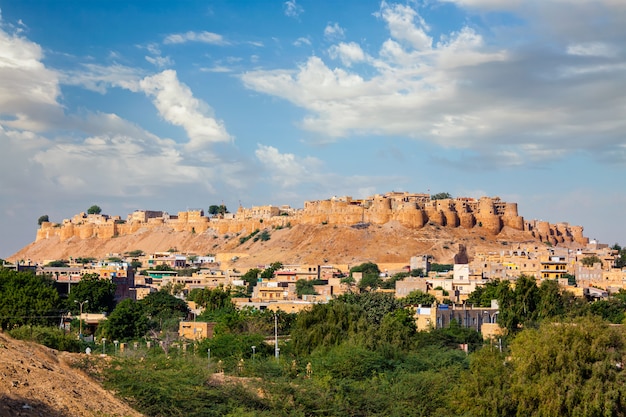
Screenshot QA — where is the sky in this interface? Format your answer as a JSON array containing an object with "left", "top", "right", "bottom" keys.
[{"left": 0, "top": 0, "right": 625, "bottom": 258}]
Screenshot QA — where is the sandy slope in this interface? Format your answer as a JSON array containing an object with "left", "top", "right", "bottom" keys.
[
  {"left": 9, "top": 221, "right": 545, "bottom": 269},
  {"left": 0, "top": 332, "right": 143, "bottom": 417}
]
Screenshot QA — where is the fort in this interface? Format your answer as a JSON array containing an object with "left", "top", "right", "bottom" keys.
[{"left": 36, "top": 191, "right": 588, "bottom": 246}]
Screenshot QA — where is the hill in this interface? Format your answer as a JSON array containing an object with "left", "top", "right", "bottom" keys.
[
  {"left": 0, "top": 332, "right": 142, "bottom": 417},
  {"left": 9, "top": 192, "right": 588, "bottom": 267},
  {"left": 11, "top": 221, "right": 557, "bottom": 269}
]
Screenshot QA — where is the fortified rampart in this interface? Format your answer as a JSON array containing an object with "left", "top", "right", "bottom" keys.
[{"left": 35, "top": 192, "right": 589, "bottom": 245}]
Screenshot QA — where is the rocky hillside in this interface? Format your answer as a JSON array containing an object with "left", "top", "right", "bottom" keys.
[
  {"left": 0, "top": 332, "right": 142, "bottom": 417},
  {"left": 10, "top": 220, "right": 553, "bottom": 268}
]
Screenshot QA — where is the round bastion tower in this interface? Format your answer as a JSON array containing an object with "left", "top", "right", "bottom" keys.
[
  {"left": 475, "top": 197, "right": 502, "bottom": 234},
  {"left": 503, "top": 203, "right": 524, "bottom": 230}
]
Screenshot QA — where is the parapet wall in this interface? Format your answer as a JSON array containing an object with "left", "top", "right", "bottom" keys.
[{"left": 35, "top": 192, "right": 588, "bottom": 245}]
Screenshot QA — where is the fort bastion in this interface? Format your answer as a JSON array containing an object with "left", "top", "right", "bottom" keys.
[{"left": 36, "top": 192, "right": 588, "bottom": 246}]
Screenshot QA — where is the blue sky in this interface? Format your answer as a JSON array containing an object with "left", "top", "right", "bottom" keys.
[{"left": 1, "top": 0, "right": 625, "bottom": 258}]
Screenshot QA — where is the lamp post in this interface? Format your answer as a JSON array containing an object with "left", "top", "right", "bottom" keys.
[
  {"left": 102, "top": 338, "right": 106, "bottom": 355},
  {"left": 208, "top": 348, "right": 211, "bottom": 367},
  {"left": 274, "top": 312, "right": 279, "bottom": 361},
  {"left": 113, "top": 340, "right": 119, "bottom": 355},
  {"left": 251, "top": 345, "right": 256, "bottom": 361},
  {"left": 74, "top": 299, "right": 88, "bottom": 340}
]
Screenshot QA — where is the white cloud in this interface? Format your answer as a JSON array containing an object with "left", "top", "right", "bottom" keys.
[
  {"left": 254, "top": 144, "right": 401, "bottom": 194},
  {"left": 0, "top": 26, "right": 63, "bottom": 131},
  {"left": 61, "top": 63, "right": 144, "bottom": 93},
  {"left": 139, "top": 70, "right": 232, "bottom": 149},
  {"left": 294, "top": 37, "right": 312, "bottom": 47},
  {"left": 284, "top": 0, "right": 304, "bottom": 18},
  {"left": 164, "top": 31, "right": 228, "bottom": 45},
  {"left": 378, "top": 2, "right": 431, "bottom": 50},
  {"left": 145, "top": 55, "right": 173, "bottom": 68},
  {"left": 328, "top": 42, "right": 368, "bottom": 66},
  {"left": 566, "top": 42, "right": 618, "bottom": 58},
  {"left": 324, "top": 22, "right": 345, "bottom": 40},
  {"left": 242, "top": 1, "right": 626, "bottom": 165},
  {"left": 255, "top": 144, "right": 318, "bottom": 187}
]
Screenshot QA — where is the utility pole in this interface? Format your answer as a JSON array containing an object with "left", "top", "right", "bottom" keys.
[{"left": 74, "top": 299, "right": 88, "bottom": 340}]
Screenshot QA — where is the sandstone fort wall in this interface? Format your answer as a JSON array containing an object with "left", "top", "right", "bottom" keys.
[{"left": 35, "top": 192, "right": 589, "bottom": 245}]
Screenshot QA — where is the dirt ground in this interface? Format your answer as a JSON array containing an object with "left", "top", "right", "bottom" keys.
[{"left": 0, "top": 332, "right": 143, "bottom": 417}]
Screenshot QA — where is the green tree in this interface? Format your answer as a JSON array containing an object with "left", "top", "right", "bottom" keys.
[
  {"left": 45, "top": 259, "right": 69, "bottom": 267},
  {"left": 140, "top": 290, "right": 189, "bottom": 324},
  {"left": 430, "top": 263, "right": 453, "bottom": 273},
  {"left": 241, "top": 268, "right": 261, "bottom": 295},
  {"left": 260, "top": 262, "right": 282, "bottom": 279},
  {"left": 466, "top": 280, "right": 508, "bottom": 308},
  {"left": 507, "top": 317, "right": 626, "bottom": 416},
  {"left": 339, "top": 292, "right": 402, "bottom": 324},
  {"left": 401, "top": 289, "right": 436, "bottom": 306},
  {"left": 188, "top": 286, "right": 234, "bottom": 312},
  {"left": 350, "top": 262, "right": 382, "bottom": 291},
  {"left": 581, "top": 255, "right": 602, "bottom": 267},
  {"left": 409, "top": 268, "right": 425, "bottom": 277},
  {"left": 100, "top": 299, "right": 149, "bottom": 341},
  {"left": 67, "top": 273, "right": 116, "bottom": 314},
  {"left": 295, "top": 279, "right": 318, "bottom": 297},
  {"left": 431, "top": 192, "right": 452, "bottom": 200},
  {"left": 498, "top": 275, "right": 540, "bottom": 332},
  {"left": 37, "top": 214, "right": 49, "bottom": 225},
  {"left": 0, "top": 269, "right": 60, "bottom": 329},
  {"left": 379, "top": 271, "right": 408, "bottom": 289},
  {"left": 291, "top": 301, "right": 368, "bottom": 355},
  {"left": 87, "top": 205, "right": 102, "bottom": 215},
  {"left": 612, "top": 243, "right": 626, "bottom": 269}
]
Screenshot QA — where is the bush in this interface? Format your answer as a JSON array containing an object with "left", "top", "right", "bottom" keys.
[{"left": 9, "top": 325, "right": 83, "bottom": 352}]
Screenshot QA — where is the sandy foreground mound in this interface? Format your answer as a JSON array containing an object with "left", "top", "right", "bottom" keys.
[{"left": 0, "top": 332, "right": 143, "bottom": 417}]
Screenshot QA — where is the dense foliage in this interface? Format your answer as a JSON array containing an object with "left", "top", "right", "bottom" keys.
[
  {"left": 0, "top": 269, "right": 60, "bottom": 329},
  {"left": 66, "top": 273, "right": 116, "bottom": 314}
]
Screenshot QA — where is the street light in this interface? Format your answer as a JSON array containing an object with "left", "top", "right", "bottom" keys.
[
  {"left": 102, "top": 338, "right": 106, "bottom": 355},
  {"left": 74, "top": 299, "right": 88, "bottom": 340},
  {"left": 251, "top": 345, "right": 256, "bottom": 361},
  {"left": 208, "top": 348, "right": 211, "bottom": 367},
  {"left": 113, "top": 340, "right": 119, "bottom": 355},
  {"left": 274, "top": 312, "right": 279, "bottom": 360}
]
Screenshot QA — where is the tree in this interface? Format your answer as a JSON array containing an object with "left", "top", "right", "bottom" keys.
[
  {"left": 99, "top": 299, "right": 148, "bottom": 341},
  {"left": 498, "top": 275, "right": 540, "bottom": 332},
  {"left": 612, "top": 243, "right": 626, "bottom": 269},
  {"left": 409, "top": 268, "right": 425, "bottom": 277},
  {"left": 431, "top": 192, "right": 452, "bottom": 200},
  {"left": 507, "top": 317, "right": 626, "bottom": 416},
  {"left": 339, "top": 292, "right": 403, "bottom": 324},
  {"left": 430, "top": 263, "right": 453, "bottom": 273},
  {"left": 291, "top": 301, "right": 369, "bottom": 355},
  {"left": 87, "top": 205, "right": 102, "bottom": 215},
  {"left": 140, "top": 290, "right": 189, "bottom": 323},
  {"left": 350, "top": 262, "right": 382, "bottom": 291},
  {"left": 241, "top": 268, "right": 261, "bottom": 295},
  {"left": 208, "top": 204, "right": 228, "bottom": 216},
  {"left": 45, "top": 259, "right": 69, "bottom": 267},
  {"left": 296, "top": 279, "right": 318, "bottom": 297},
  {"left": 0, "top": 269, "right": 60, "bottom": 329},
  {"left": 581, "top": 255, "right": 602, "bottom": 267},
  {"left": 466, "top": 280, "right": 508, "bottom": 308},
  {"left": 260, "top": 262, "right": 282, "bottom": 279},
  {"left": 401, "top": 290, "right": 436, "bottom": 306},
  {"left": 37, "top": 215, "right": 49, "bottom": 225},
  {"left": 67, "top": 273, "right": 116, "bottom": 314}
]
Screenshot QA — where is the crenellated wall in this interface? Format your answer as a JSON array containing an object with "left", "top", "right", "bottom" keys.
[{"left": 34, "top": 192, "right": 589, "bottom": 245}]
